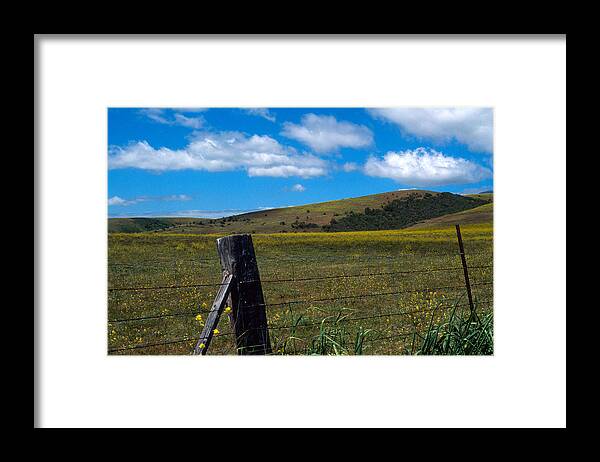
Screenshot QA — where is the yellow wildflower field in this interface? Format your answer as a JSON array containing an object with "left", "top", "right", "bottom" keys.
[{"left": 108, "top": 224, "right": 493, "bottom": 355}]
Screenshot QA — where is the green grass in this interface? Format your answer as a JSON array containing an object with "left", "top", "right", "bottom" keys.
[
  {"left": 108, "top": 224, "right": 493, "bottom": 355},
  {"left": 409, "top": 298, "right": 493, "bottom": 355}
]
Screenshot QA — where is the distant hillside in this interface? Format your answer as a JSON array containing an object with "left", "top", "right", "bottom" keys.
[
  {"left": 108, "top": 190, "right": 493, "bottom": 234},
  {"left": 108, "top": 217, "right": 174, "bottom": 233},
  {"left": 323, "top": 192, "right": 488, "bottom": 232},
  {"left": 407, "top": 194, "right": 493, "bottom": 229}
]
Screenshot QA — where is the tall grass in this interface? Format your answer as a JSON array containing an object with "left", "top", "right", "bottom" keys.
[
  {"left": 295, "top": 311, "right": 373, "bottom": 355},
  {"left": 408, "top": 301, "right": 493, "bottom": 355},
  {"left": 274, "top": 300, "right": 493, "bottom": 356}
]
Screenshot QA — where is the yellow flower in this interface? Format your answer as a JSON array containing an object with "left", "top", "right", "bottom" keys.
[
  {"left": 224, "top": 306, "right": 232, "bottom": 314},
  {"left": 195, "top": 314, "right": 203, "bottom": 322},
  {"left": 199, "top": 343, "right": 206, "bottom": 349},
  {"left": 213, "top": 329, "right": 220, "bottom": 335}
]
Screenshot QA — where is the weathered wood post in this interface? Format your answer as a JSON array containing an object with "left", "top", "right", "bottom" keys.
[
  {"left": 193, "top": 273, "right": 233, "bottom": 355},
  {"left": 217, "top": 234, "right": 272, "bottom": 355}
]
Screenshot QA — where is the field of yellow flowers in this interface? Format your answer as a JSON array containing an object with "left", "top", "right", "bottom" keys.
[{"left": 108, "top": 224, "right": 493, "bottom": 355}]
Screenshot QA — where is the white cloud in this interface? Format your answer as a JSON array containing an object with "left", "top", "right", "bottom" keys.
[
  {"left": 281, "top": 114, "right": 373, "bottom": 153},
  {"left": 161, "top": 194, "right": 192, "bottom": 201},
  {"left": 459, "top": 186, "right": 493, "bottom": 195},
  {"left": 139, "top": 108, "right": 205, "bottom": 129},
  {"left": 108, "top": 131, "right": 328, "bottom": 178},
  {"left": 110, "top": 209, "right": 251, "bottom": 219},
  {"left": 140, "top": 108, "right": 170, "bottom": 124},
  {"left": 244, "top": 108, "right": 276, "bottom": 122},
  {"left": 108, "top": 194, "right": 192, "bottom": 207},
  {"left": 247, "top": 165, "right": 324, "bottom": 177},
  {"left": 342, "top": 162, "right": 359, "bottom": 172},
  {"left": 173, "top": 113, "right": 204, "bottom": 129},
  {"left": 368, "top": 108, "right": 493, "bottom": 153},
  {"left": 364, "top": 147, "right": 492, "bottom": 186},
  {"left": 290, "top": 183, "right": 306, "bottom": 192},
  {"left": 108, "top": 196, "right": 135, "bottom": 206}
]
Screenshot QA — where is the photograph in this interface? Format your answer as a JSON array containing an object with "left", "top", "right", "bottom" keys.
[
  {"left": 107, "top": 107, "right": 494, "bottom": 355},
  {"left": 36, "top": 34, "right": 566, "bottom": 429}
]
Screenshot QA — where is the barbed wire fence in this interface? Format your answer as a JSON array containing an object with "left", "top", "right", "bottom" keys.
[{"left": 107, "top": 224, "right": 493, "bottom": 355}]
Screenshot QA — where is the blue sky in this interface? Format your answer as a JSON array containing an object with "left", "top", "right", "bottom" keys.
[{"left": 108, "top": 108, "right": 493, "bottom": 218}]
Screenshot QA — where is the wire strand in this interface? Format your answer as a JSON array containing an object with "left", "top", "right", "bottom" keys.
[
  {"left": 246, "top": 282, "right": 492, "bottom": 309},
  {"left": 107, "top": 282, "right": 492, "bottom": 324},
  {"left": 212, "top": 299, "right": 493, "bottom": 337},
  {"left": 107, "top": 266, "right": 493, "bottom": 292},
  {"left": 246, "top": 265, "right": 492, "bottom": 285},
  {"left": 108, "top": 337, "right": 196, "bottom": 353}
]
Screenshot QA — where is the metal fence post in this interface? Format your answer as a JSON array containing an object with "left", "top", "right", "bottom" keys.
[{"left": 455, "top": 224, "right": 476, "bottom": 315}]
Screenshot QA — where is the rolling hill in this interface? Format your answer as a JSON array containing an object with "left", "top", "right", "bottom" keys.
[
  {"left": 108, "top": 190, "right": 493, "bottom": 234},
  {"left": 406, "top": 200, "right": 493, "bottom": 229}
]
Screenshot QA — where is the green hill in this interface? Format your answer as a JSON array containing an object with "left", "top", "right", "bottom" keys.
[
  {"left": 108, "top": 217, "right": 175, "bottom": 233},
  {"left": 323, "top": 192, "right": 488, "bottom": 232},
  {"left": 406, "top": 193, "right": 493, "bottom": 229},
  {"left": 108, "top": 190, "right": 493, "bottom": 234}
]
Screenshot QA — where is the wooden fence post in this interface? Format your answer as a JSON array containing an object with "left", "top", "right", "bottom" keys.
[
  {"left": 455, "top": 224, "right": 476, "bottom": 315},
  {"left": 217, "top": 234, "right": 272, "bottom": 355},
  {"left": 193, "top": 273, "right": 233, "bottom": 355}
]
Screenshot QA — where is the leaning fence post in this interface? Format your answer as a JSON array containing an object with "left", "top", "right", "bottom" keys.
[
  {"left": 193, "top": 272, "right": 234, "bottom": 355},
  {"left": 216, "top": 234, "right": 272, "bottom": 355},
  {"left": 455, "top": 224, "right": 476, "bottom": 315}
]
